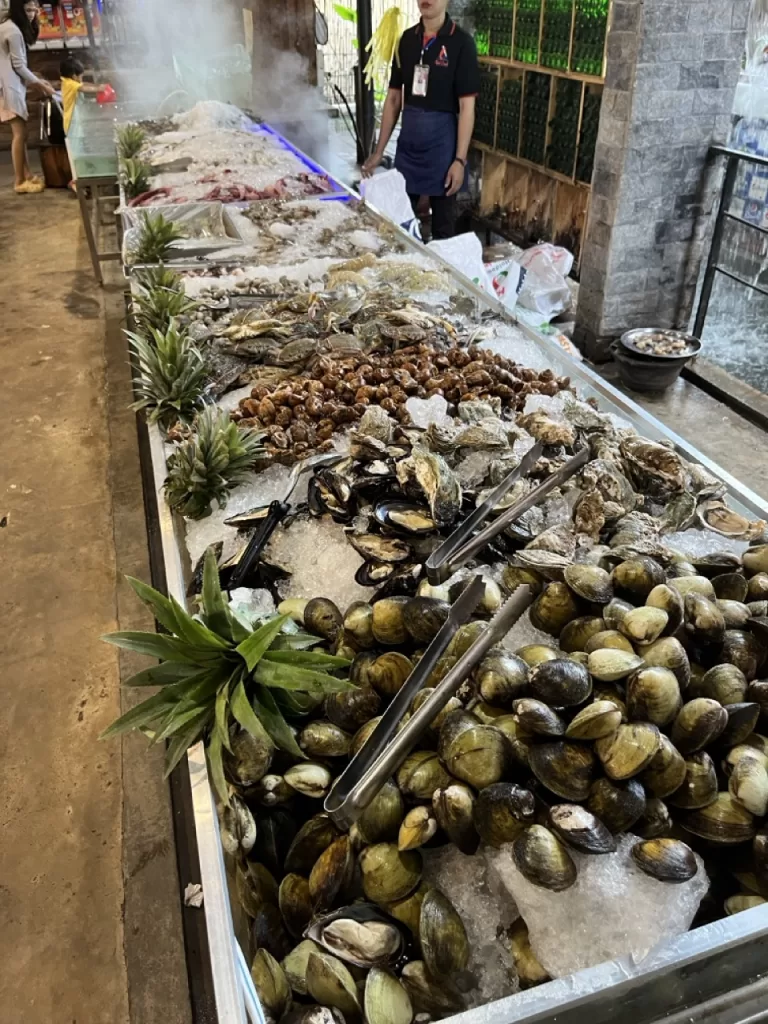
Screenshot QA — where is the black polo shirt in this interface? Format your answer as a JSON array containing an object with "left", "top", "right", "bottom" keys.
[{"left": 389, "top": 16, "right": 480, "bottom": 113}]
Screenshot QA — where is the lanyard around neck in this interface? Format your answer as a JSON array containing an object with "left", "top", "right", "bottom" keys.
[{"left": 420, "top": 35, "right": 438, "bottom": 63}]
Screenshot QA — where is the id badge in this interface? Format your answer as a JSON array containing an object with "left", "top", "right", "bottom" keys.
[{"left": 413, "top": 63, "right": 429, "bottom": 97}]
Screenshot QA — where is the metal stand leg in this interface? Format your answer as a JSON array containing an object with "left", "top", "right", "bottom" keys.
[{"left": 77, "top": 180, "right": 103, "bottom": 285}]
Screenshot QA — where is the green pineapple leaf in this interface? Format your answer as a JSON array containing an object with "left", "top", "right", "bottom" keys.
[
  {"left": 128, "top": 319, "right": 208, "bottom": 431},
  {"left": 164, "top": 407, "right": 266, "bottom": 520},
  {"left": 253, "top": 685, "right": 305, "bottom": 759},
  {"left": 253, "top": 659, "right": 355, "bottom": 694},
  {"left": 236, "top": 615, "right": 289, "bottom": 672}
]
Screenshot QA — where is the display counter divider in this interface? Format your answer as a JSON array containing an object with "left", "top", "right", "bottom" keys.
[{"left": 125, "top": 125, "right": 768, "bottom": 1024}]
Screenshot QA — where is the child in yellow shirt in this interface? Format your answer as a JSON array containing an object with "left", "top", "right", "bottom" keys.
[{"left": 60, "top": 56, "right": 104, "bottom": 133}]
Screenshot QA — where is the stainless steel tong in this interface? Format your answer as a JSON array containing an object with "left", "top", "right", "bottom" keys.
[
  {"left": 324, "top": 580, "right": 534, "bottom": 829},
  {"left": 426, "top": 444, "right": 590, "bottom": 584}
]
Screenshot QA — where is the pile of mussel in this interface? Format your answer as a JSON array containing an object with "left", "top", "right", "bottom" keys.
[{"left": 223, "top": 543, "right": 768, "bottom": 1024}]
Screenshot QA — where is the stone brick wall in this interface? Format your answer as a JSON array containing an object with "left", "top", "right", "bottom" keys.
[{"left": 575, "top": 0, "right": 750, "bottom": 359}]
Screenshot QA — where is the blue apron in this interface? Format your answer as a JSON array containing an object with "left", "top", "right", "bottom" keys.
[{"left": 395, "top": 105, "right": 457, "bottom": 197}]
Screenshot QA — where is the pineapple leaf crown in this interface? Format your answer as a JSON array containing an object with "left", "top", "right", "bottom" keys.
[
  {"left": 164, "top": 406, "right": 266, "bottom": 520},
  {"left": 127, "top": 318, "right": 208, "bottom": 430},
  {"left": 101, "top": 548, "right": 353, "bottom": 802}
]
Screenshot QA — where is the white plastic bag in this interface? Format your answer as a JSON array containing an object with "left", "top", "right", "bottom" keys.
[
  {"left": 485, "top": 258, "right": 523, "bottom": 311},
  {"left": 518, "top": 242, "right": 574, "bottom": 278},
  {"left": 359, "top": 169, "right": 422, "bottom": 240},
  {"left": 516, "top": 243, "right": 573, "bottom": 318},
  {"left": 427, "top": 232, "right": 493, "bottom": 293}
]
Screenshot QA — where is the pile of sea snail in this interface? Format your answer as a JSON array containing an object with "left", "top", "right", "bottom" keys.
[{"left": 225, "top": 544, "right": 768, "bottom": 1023}]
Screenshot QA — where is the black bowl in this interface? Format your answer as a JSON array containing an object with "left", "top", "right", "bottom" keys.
[{"left": 610, "top": 343, "right": 692, "bottom": 393}]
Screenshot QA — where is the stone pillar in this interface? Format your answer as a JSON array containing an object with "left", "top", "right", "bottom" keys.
[{"left": 574, "top": 0, "right": 750, "bottom": 360}]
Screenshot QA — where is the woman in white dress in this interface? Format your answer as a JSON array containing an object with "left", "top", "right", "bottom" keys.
[{"left": 0, "top": 0, "right": 54, "bottom": 193}]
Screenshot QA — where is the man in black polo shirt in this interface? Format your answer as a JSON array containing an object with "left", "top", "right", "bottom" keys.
[{"left": 362, "top": 0, "right": 480, "bottom": 240}]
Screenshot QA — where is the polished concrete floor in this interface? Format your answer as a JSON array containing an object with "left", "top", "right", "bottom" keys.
[{"left": 0, "top": 155, "right": 189, "bottom": 1023}]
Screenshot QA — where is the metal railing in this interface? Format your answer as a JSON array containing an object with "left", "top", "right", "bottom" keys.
[{"left": 692, "top": 144, "right": 768, "bottom": 338}]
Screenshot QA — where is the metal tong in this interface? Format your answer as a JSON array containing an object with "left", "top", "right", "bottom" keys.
[
  {"left": 227, "top": 452, "right": 341, "bottom": 590},
  {"left": 426, "top": 443, "right": 591, "bottom": 584},
  {"left": 324, "top": 580, "right": 534, "bottom": 830}
]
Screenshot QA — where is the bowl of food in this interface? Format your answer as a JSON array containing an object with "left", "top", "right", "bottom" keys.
[{"left": 620, "top": 328, "right": 701, "bottom": 361}]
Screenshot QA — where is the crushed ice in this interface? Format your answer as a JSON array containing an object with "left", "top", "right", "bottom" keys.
[{"left": 486, "top": 835, "right": 708, "bottom": 978}]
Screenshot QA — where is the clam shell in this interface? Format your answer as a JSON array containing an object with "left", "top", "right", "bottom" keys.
[
  {"left": 632, "top": 838, "right": 698, "bottom": 883},
  {"left": 326, "top": 685, "right": 381, "bottom": 733},
  {"left": 439, "top": 721, "right": 509, "bottom": 789},
  {"left": 626, "top": 667, "right": 682, "bottom": 727},
  {"left": 516, "top": 643, "right": 561, "bottom": 667},
  {"left": 282, "top": 940, "right": 323, "bottom": 996},
  {"left": 398, "top": 807, "right": 438, "bottom": 851},
  {"left": 529, "top": 741, "right": 596, "bottom": 801},
  {"left": 565, "top": 700, "right": 623, "bottom": 740},
  {"left": 401, "top": 961, "right": 465, "bottom": 1016},
  {"left": 309, "top": 905, "right": 406, "bottom": 968},
  {"left": 699, "top": 664, "right": 747, "bottom": 706},
  {"left": 596, "top": 723, "right": 662, "bottom": 779},
  {"left": 404, "top": 597, "right": 451, "bottom": 643},
  {"left": 279, "top": 873, "right": 314, "bottom": 939},
  {"left": 646, "top": 584, "right": 684, "bottom": 634},
  {"left": 549, "top": 803, "right": 617, "bottom": 854},
  {"left": 640, "top": 735, "right": 688, "bottom": 799},
  {"left": 305, "top": 598, "right": 343, "bottom": 643},
  {"left": 397, "top": 750, "right": 451, "bottom": 801},
  {"left": 620, "top": 606, "right": 669, "bottom": 646},
  {"left": 584, "top": 630, "right": 635, "bottom": 655},
  {"left": 641, "top": 636, "right": 691, "bottom": 689},
  {"left": 529, "top": 658, "right": 592, "bottom": 706},
  {"left": 343, "top": 601, "right": 375, "bottom": 647},
  {"left": 729, "top": 753, "right": 768, "bottom": 816},
  {"left": 671, "top": 698, "right": 728, "bottom": 754},
  {"left": 432, "top": 784, "right": 479, "bottom": 855},
  {"left": 369, "top": 652, "right": 414, "bottom": 698},
  {"left": 306, "top": 950, "right": 361, "bottom": 1015},
  {"left": 419, "top": 889, "right": 470, "bottom": 978},
  {"left": 564, "top": 564, "right": 614, "bottom": 603},
  {"left": 667, "top": 752, "right": 718, "bottom": 810},
  {"left": 358, "top": 780, "right": 404, "bottom": 844},
  {"left": 587, "top": 649, "right": 644, "bottom": 682},
  {"left": 365, "top": 968, "right": 414, "bottom": 1024},
  {"left": 299, "top": 721, "right": 352, "bottom": 759},
  {"left": 612, "top": 557, "right": 665, "bottom": 599},
  {"left": 513, "top": 698, "right": 566, "bottom": 737},
  {"left": 509, "top": 919, "right": 550, "bottom": 989},
  {"left": 477, "top": 651, "right": 529, "bottom": 705},
  {"left": 725, "top": 895, "right": 767, "bottom": 915},
  {"left": 360, "top": 843, "right": 422, "bottom": 904},
  {"left": 512, "top": 825, "right": 577, "bottom": 891},
  {"left": 560, "top": 616, "right": 607, "bottom": 654},
  {"left": 372, "top": 597, "right": 412, "bottom": 646},
  {"left": 722, "top": 702, "right": 761, "bottom": 746},
  {"left": 713, "top": 572, "right": 749, "bottom": 602},
  {"left": 530, "top": 582, "right": 581, "bottom": 636},
  {"left": 286, "top": 763, "right": 333, "bottom": 799},
  {"left": 682, "top": 792, "right": 756, "bottom": 844},
  {"left": 309, "top": 835, "right": 354, "bottom": 911},
  {"left": 251, "top": 949, "right": 292, "bottom": 1018},
  {"left": 635, "top": 797, "right": 673, "bottom": 838},
  {"left": 473, "top": 782, "right": 535, "bottom": 847},
  {"left": 586, "top": 777, "right": 646, "bottom": 833}
]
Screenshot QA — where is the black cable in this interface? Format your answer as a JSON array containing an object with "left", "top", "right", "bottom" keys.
[{"left": 331, "top": 81, "right": 366, "bottom": 159}]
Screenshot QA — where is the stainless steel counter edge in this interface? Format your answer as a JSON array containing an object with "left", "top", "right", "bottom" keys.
[{"left": 147, "top": 425, "right": 248, "bottom": 1024}]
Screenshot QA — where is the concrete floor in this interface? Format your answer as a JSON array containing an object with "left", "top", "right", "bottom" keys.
[{"left": 0, "top": 156, "right": 190, "bottom": 1023}]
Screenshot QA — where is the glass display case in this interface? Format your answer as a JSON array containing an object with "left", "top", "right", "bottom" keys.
[{"left": 128, "top": 129, "right": 768, "bottom": 1024}]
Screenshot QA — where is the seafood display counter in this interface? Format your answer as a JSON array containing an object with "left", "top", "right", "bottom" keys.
[{"left": 112, "top": 103, "right": 768, "bottom": 1024}]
